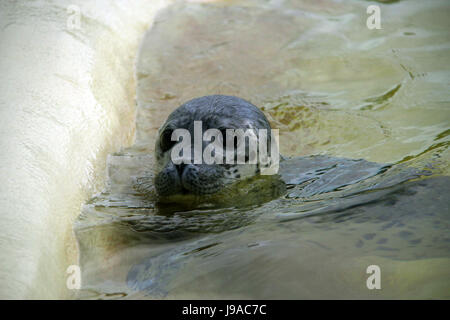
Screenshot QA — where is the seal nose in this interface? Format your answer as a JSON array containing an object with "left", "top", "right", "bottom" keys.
[{"left": 175, "top": 163, "right": 186, "bottom": 176}]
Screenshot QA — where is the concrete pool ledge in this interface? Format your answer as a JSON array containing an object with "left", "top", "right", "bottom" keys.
[{"left": 0, "top": 0, "right": 172, "bottom": 299}]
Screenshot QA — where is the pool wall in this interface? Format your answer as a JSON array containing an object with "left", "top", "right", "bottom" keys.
[{"left": 0, "top": 0, "right": 172, "bottom": 299}]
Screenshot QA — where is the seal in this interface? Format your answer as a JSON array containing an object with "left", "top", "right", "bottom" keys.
[{"left": 154, "top": 95, "right": 276, "bottom": 199}]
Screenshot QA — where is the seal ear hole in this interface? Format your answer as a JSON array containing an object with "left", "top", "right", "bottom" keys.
[{"left": 160, "top": 129, "right": 175, "bottom": 152}]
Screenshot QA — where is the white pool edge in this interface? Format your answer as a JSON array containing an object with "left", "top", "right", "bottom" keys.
[{"left": 0, "top": 0, "right": 172, "bottom": 299}]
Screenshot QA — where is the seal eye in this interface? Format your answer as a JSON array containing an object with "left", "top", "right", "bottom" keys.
[{"left": 160, "top": 129, "right": 175, "bottom": 152}]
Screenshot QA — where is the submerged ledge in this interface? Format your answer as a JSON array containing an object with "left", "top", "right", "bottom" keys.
[{"left": 0, "top": 0, "right": 173, "bottom": 299}]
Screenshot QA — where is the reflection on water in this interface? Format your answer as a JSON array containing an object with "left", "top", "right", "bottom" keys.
[{"left": 75, "top": 0, "right": 450, "bottom": 299}]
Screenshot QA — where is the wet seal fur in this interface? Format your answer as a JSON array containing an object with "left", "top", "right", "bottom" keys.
[{"left": 152, "top": 95, "right": 284, "bottom": 204}]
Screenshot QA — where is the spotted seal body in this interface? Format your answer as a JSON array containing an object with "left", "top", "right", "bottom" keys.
[{"left": 154, "top": 95, "right": 274, "bottom": 198}]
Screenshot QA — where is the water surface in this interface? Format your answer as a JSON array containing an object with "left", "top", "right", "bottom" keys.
[{"left": 76, "top": 0, "right": 450, "bottom": 299}]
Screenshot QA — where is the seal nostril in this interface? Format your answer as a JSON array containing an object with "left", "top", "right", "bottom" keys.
[{"left": 175, "top": 163, "right": 186, "bottom": 176}]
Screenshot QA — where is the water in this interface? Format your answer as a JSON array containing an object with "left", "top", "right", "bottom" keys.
[{"left": 75, "top": 0, "right": 450, "bottom": 299}]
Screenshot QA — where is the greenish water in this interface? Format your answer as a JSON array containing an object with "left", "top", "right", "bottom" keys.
[{"left": 75, "top": 0, "right": 450, "bottom": 299}]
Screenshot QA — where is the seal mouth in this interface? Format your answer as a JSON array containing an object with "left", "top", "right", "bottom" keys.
[
  {"left": 179, "top": 186, "right": 190, "bottom": 195},
  {"left": 153, "top": 162, "right": 226, "bottom": 198}
]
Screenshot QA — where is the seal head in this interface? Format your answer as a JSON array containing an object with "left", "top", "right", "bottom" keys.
[{"left": 154, "top": 95, "right": 274, "bottom": 198}]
